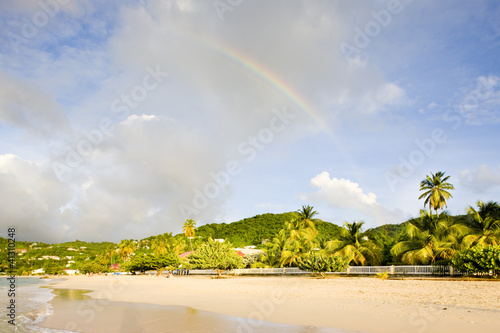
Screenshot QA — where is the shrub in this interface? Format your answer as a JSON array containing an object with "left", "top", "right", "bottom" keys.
[
  {"left": 250, "top": 262, "right": 267, "bottom": 268},
  {"left": 452, "top": 245, "right": 500, "bottom": 277},
  {"left": 189, "top": 239, "right": 243, "bottom": 277},
  {"left": 242, "top": 252, "right": 262, "bottom": 268},
  {"left": 78, "top": 261, "right": 110, "bottom": 274},
  {"left": 297, "top": 252, "right": 350, "bottom": 278},
  {"left": 124, "top": 252, "right": 181, "bottom": 275}
]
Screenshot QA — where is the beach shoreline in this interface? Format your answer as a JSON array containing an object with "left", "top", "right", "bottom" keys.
[{"left": 38, "top": 275, "right": 500, "bottom": 333}]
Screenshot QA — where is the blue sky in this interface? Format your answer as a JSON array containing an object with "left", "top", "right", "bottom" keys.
[{"left": 0, "top": 0, "right": 499, "bottom": 242}]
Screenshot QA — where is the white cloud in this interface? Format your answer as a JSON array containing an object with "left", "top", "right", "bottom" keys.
[
  {"left": 0, "top": 154, "right": 71, "bottom": 242},
  {"left": 457, "top": 76, "right": 500, "bottom": 125},
  {"left": 460, "top": 165, "right": 500, "bottom": 193},
  {"left": 329, "top": 82, "right": 405, "bottom": 116},
  {"left": 310, "top": 171, "right": 377, "bottom": 207},
  {"left": 2, "top": 1, "right": 494, "bottom": 243},
  {"left": 304, "top": 171, "right": 402, "bottom": 226},
  {"left": 0, "top": 71, "right": 70, "bottom": 138},
  {"left": 121, "top": 114, "right": 160, "bottom": 126}
]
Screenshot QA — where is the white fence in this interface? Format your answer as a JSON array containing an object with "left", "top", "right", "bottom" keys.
[{"left": 187, "top": 265, "right": 457, "bottom": 276}]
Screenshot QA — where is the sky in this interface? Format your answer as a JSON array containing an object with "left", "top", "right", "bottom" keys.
[{"left": 0, "top": 0, "right": 499, "bottom": 243}]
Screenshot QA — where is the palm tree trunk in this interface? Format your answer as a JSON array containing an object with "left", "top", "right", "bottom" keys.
[{"left": 189, "top": 237, "right": 193, "bottom": 252}]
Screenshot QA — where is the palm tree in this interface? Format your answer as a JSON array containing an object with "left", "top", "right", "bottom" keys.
[
  {"left": 475, "top": 201, "right": 500, "bottom": 221},
  {"left": 182, "top": 219, "right": 197, "bottom": 252},
  {"left": 462, "top": 201, "right": 500, "bottom": 247},
  {"left": 103, "top": 246, "right": 117, "bottom": 265},
  {"left": 326, "top": 221, "right": 381, "bottom": 266},
  {"left": 151, "top": 233, "right": 172, "bottom": 255},
  {"left": 280, "top": 218, "right": 319, "bottom": 267},
  {"left": 171, "top": 237, "right": 187, "bottom": 255},
  {"left": 118, "top": 239, "right": 137, "bottom": 261},
  {"left": 391, "top": 212, "right": 468, "bottom": 264},
  {"left": 296, "top": 205, "right": 318, "bottom": 227},
  {"left": 418, "top": 171, "right": 455, "bottom": 218},
  {"left": 262, "top": 237, "right": 283, "bottom": 268}
]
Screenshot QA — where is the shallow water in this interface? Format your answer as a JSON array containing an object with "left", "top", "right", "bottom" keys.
[
  {"left": 37, "top": 287, "right": 351, "bottom": 333},
  {"left": 0, "top": 276, "right": 73, "bottom": 333}
]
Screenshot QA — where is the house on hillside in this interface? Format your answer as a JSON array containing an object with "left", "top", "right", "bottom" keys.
[
  {"left": 63, "top": 269, "right": 79, "bottom": 275},
  {"left": 180, "top": 251, "right": 193, "bottom": 258},
  {"left": 110, "top": 263, "right": 120, "bottom": 271},
  {"left": 15, "top": 249, "right": 28, "bottom": 256},
  {"left": 214, "top": 239, "right": 224, "bottom": 243},
  {"left": 31, "top": 268, "right": 45, "bottom": 275},
  {"left": 234, "top": 248, "right": 263, "bottom": 256}
]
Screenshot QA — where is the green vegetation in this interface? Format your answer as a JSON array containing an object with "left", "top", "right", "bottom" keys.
[
  {"left": 188, "top": 239, "right": 243, "bottom": 277},
  {"left": 183, "top": 219, "right": 197, "bottom": 251},
  {"left": 452, "top": 245, "right": 500, "bottom": 277},
  {"left": 375, "top": 271, "right": 389, "bottom": 280},
  {"left": 1, "top": 171, "right": 498, "bottom": 277},
  {"left": 296, "top": 252, "right": 349, "bottom": 278},
  {"left": 196, "top": 212, "right": 300, "bottom": 247},
  {"left": 418, "top": 171, "right": 454, "bottom": 218},
  {"left": 78, "top": 261, "right": 110, "bottom": 274},
  {"left": 123, "top": 252, "right": 181, "bottom": 275},
  {"left": 326, "top": 221, "right": 381, "bottom": 266}
]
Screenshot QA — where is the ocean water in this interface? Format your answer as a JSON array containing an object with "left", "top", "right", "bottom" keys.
[{"left": 0, "top": 276, "right": 74, "bottom": 333}]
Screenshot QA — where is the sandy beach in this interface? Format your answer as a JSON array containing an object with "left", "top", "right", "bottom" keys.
[{"left": 37, "top": 275, "right": 500, "bottom": 333}]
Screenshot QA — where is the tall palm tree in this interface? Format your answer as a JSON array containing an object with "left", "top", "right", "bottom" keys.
[
  {"left": 462, "top": 201, "right": 500, "bottom": 248},
  {"left": 103, "top": 245, "right": 117, "bottom": 265},
  {"left": 182, "top": 219, "right": 197, "bottom": 252},
  {"left": 418, "top": 171, "right": 454, "bottom": 218},
  {"left": 326, "top": 221, "right": 381, "bottom": 266}
]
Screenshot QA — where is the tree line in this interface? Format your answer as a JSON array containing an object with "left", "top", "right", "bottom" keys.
[{"left": 1, "top": 171, "right": 498, "bottom": 276}]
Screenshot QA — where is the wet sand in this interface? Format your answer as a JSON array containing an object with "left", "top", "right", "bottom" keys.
[{"left": 38, "top": 275, "right": 500, "bottom": 333}]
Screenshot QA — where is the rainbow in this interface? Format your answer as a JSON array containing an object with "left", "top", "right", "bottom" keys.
[
  {"left": 202, "top": 39, "right": 331, "bottom": 134},
  {"left": 169, "top": 27, "right": 363, "bottom": 181}
]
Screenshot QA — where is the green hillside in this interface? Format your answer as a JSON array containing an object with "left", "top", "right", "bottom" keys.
[
  {"left": 2, "top": 203, "right": 498, "bottom": 273},
  {"left": 196, "top": 212, "right": 344, "bottom": 247}
]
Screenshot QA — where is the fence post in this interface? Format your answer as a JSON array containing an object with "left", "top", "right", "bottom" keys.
[
  {"left": 346, "top": 267, "right": 350, "bottom": 275},
  {"left": 390, "top": 265, "right": 395, "bottom": 275},
  {"left": 449, "top": 266, "right": 454, "bottom": 276}
]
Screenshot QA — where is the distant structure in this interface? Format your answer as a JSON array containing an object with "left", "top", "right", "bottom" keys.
[{"left": 31, "top": 268, "right": 45, "bottom": 275}]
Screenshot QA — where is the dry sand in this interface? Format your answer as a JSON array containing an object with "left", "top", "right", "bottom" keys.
[{"left": 38, "top": 275, "right": 500, "bottom": 332}]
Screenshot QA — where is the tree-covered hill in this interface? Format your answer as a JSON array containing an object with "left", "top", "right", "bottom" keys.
[{"left": 196, "top": 212, "right": 344, "bottom": 247}]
